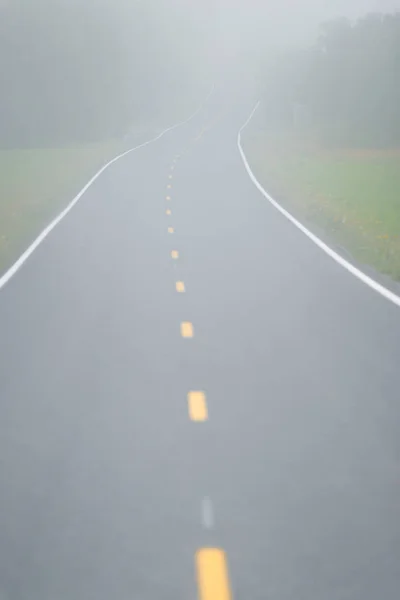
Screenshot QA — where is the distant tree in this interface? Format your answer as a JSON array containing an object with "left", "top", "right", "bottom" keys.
[{"left": 260, "top": 12, "right": 400, "bottom": 147}]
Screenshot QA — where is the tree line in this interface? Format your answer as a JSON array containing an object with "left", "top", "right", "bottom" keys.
[{"left": 259, "top": 12, "right": 400, "bottom": 147}]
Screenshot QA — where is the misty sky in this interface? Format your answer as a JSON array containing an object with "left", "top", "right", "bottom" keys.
[{"left": 2, "top": 0, "right": 400, "bottom": 88}]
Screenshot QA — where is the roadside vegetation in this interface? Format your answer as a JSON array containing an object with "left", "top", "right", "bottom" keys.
[
  {"left": 0, "top": 144, "right": 125, "bottom": 273},
  {"left": 246, "top": 13, "right": 400, "bottom": 280}
]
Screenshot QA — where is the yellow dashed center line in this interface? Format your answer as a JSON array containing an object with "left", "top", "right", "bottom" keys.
[
  {"left": 196, "top": 548, "right": 231, "bottom": 600},
  {"left": 188, "top": 391, "right": 207, "bottom": 421},
  {"left": 162, "top": 163, "right": 230, "bottom": 594},
  {"left": 181, "top": 321, "right": 193, "bottom": 338}
]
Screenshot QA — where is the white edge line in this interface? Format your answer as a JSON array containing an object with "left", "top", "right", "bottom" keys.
[
  {"left": 238, "top": 101, "right": 400, "bottom": 309},
  {"left": 0, "top": 84, "right": 215, "bottom": 291}
]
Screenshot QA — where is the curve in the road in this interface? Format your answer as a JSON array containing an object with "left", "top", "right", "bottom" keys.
[
  {"left": 238, "top": 102, "right": 400, "bottom": 309},
  {"left": 0, "top": 86, "right": 214, "bottom": 292}
]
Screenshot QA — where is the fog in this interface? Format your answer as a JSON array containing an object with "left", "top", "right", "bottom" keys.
[{"left": 1, "top": 0, "right": 400, "bottom": 146}]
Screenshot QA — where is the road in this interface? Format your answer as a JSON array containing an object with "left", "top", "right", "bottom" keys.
[{"left": 1, "top": 94, "right": 400, "bottom": 600}]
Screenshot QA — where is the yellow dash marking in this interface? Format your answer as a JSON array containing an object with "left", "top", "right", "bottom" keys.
[
  {"left": 188, "top": 391, "right": 207, "bottom": 421},
  {"left": 167, "top": 184, "right": 172, "bottom": 189},
  {"left": 168, "top": 227, "right": 174, "bottom": 234},
  {"left": 166, "top": 209, "right": 171, "bottom": 216},
  {"left": 176, "top": 281, "right": 185, "bottom": 293},
  {"left": 181, "top": 322, "right": 193, "bottom": 338},
  {"left": 171, "top": 250, "right": 179, "bottom": 259},
  {"left": 196, "top": 548, "right": 231, "bottom": 600},
  {"left": 166, "top": 196, "right": 171, "bottom": 200}
]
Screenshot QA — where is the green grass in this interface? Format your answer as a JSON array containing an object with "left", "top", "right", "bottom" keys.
[
  {"left": 0, "top": 118, "right": 169, "bottom": 275},
  {"left": 0, "top": 91, "right": 212, "bottom": 276},
  {"left": 245, "top": 132, "right": 400, "bottom": 280},
  {"left": 0, "top": 144, "right": 124, "bottom": 274}
]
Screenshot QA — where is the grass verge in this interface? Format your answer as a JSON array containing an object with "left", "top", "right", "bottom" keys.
[
  {"left": 0, "top": 144, "right": 123, "bottom": 274},
  {"left": 0, "top": 124, "right": 161, "bottom": 276},
  {"left": 244, "top": 131, "right": 400, "bottom": 281}
]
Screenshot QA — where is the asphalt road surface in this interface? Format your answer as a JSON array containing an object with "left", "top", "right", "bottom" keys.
[{"left": 1, "top": 95, "right": 400, "bottom": 600}]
